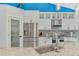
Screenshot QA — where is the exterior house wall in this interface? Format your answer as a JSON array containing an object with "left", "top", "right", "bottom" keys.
[
  {"left": 61, "top": 12, "right": 78, "bottom": 30},
  {"left": 38, "top": 12, "right": 52, "bottom": 47},
  {"left": 5, "top": 5, "right": 24, "bottom": 48},
  {"left": 38, "top": 12, "right": 79, "bottom": 46},
  {"left": 0, "top": 5, "right": 7, "bottom": 48},
  {"left": 24, "top": 11, "right": 39, "bottom": 48},
  {"left": 0, "top": 4, "right": 78, "bottom": 48},
  {"left": 24, "top": 10, "right": 39, "bottom": 23},
  {"left": 61, "top": 12, "right": 79, "bottom": 42},
  {"left": 0, "top": 5, "right": 24, "bottom": 48}
]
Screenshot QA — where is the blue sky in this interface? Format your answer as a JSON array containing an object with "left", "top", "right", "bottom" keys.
[{"left": 5, "top": 3, "right": 75, "bottom": 12}]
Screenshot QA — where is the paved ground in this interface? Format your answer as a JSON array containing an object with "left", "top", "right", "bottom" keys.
[
  {"left": 0, "top": 42, "right": 79, "bottom": 56},
  {"left": 41, "top": 42, "right": 79, "bottom": 56}
]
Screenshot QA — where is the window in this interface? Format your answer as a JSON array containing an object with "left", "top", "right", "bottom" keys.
[
  {"left": 40, "top": 13, "right": 44, "bottom": 19},
  {"left": 52, "top": 14, "right": 56, "bottom": 19},
  {"left": 57, "top": 13, "right": 61, "bottom": 19},
  {"left": 45, "top": 13, "right": 50, "bottom": 19},
  {"left": 40, "top": 13, "right": 51, "bottom": 19},
  {"left": 68, "top": 14, "right": 74, "bottom": 19},
  {"left": 62, "top": 13, "right": 74, "bottom": 19},
  {"left": 51, "top": 19, "right": 62, "bottom": 27},
  {"left": 52, "top": 13, "right": 61, "bottom": 19},
  {"left": 63, "top": 13, "right": 68, "bottom": 19}
]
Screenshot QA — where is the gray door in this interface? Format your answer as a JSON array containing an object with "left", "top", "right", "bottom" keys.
[
  {"left": 23, "top": 23, "right": 34, "bottom": 47},
  {"left": 11, "top": 20, "right": 20, "bottom": 47}
]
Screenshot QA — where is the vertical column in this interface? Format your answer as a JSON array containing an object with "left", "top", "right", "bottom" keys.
[
  {"left": 20, "top": 18, "right": 23, "bottom": 48},
  {"left": 75, "top": 6, "right": 79, "bottom": 41},
  {"left": 34, "top": 23, "right": 36, "bottom": 48},
  {"left": 55, "top": 32, "right": 59, "bottom": 47},
  {"left": 7, "top": 17, "right": 11, "bottom": 48},
  {"left": 36, "top": 23, "right": 38, "bottom": 47},
  {"left": 75, "top": 7, "right": 78, "bottom": 30}
]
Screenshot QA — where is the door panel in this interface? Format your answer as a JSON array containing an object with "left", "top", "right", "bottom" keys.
[
  {"left": 23, "top": 23, "right": 34, "bottom": 47},
  {"left": 11, "top": 20, "right": 20, "bottom": 47}
]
